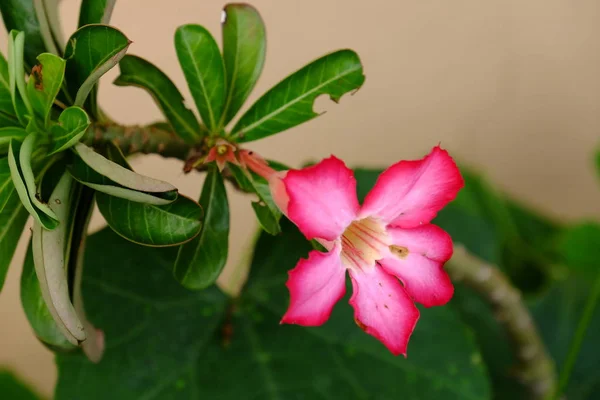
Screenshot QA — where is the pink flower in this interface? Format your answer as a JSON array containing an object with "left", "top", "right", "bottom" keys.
[{"left": 268, "top": 146, "right": 463, "bottom": 356}]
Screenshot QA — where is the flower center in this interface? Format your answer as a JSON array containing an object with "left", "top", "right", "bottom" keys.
[{"left": 340, "top": 217, "right": 389, "bottom": 271}]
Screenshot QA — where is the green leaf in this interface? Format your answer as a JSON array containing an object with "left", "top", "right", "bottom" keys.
[
  {"left": 8, "top": 30, "right": 32, "bottom": 126},
  {"left": 56, "top": 224, "right": 490, "bottom": 399},
  {"left": 114, "top": 54, "right": 202, "bottom": 143},
  {"left": 0, "top": 157, "right": 29, "bottom": 293},
  {"left": 0, "top": 52, "right": 18, "bottom": 121},
  {"left": 175, "top": 24, "right": 226, "bottom": 132},
  {"left": 26, "top": 53, "right": 66, "bottom": 129},
  {"left": 231, "top": 49, "right": 365, "bottom": 142},
  {"left": 220, "top": 3, "right": 266, "bottom": 126},
  {"left": 0, "top": 0, "right": 46, "bottom": 68},
  {"left": 69, "top": 143, "right": 177, "bottom": 205},
  {"left": 560, "top": 222, "right": 600, "bottom": 276},
  {"left": 96, "top": 192, "right": 203, "bottom": 247},
  {"left": 0, "top": 369, "right": 41, "bottom": 400},
  {"left": 33, "top": 0, "right": 61, "bottom": 55},
  {"left": 8, "top": 137, "right": 59, "bottom": 229},
  {"left": 78, "top": 0, "right": 116, "bottom": 26},
  {"left": 0, "top": 127, "right": 27, "bottom": 154},
  {"left": 48, "top": 106, "right": 90, "bottom": 155},
  {"left": 64, "top": 24, "right": 131, "bottom": 113},
  {"left": 173, "top": 166, "right": 229, "bottom": 289}
]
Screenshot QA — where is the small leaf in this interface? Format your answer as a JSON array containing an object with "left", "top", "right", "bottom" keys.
[
  {"left": 114, "top": 54, "right": 202, "bottom": 143},
  {"left": 96, "top": 193, "right": 203, "bottom": 247},
  {"left": 231, "top": 49, "right": 365, "bottom": 142},
  {"left": 8, "top": 138, "right": 59, "bottom": 230},
  {"left": 8, "top": 30, "right": 32, "bottom": 126},
  {"left": 0, "top": 158, "right": 29, "bottom": 293},
  {"left": 71, "top": 143, "right": 177, "bottom": 204},
  {"left": 78, "top": 0, "right": 117, "bottom": 26},
  {"left": 64, "top": 25, "right": 131, "bottom": 114},
  {"left": 175, "top": 24, "right": 226, "bottom": 132},
  {"left": 32, "top": 172, "right": 86, "bottom": 345},
  {"left": 0, "top": 0, "right": 46, "bottom": 68},
  {"left": 48, "top": 106, "right": 90, "bottom": 154},
  {"left": 0, "top": 127, "right": 27, "bottom": 154},
  {"left": 26, "top": 53, "right": 66, "bottom": 129},
  {"left": 220, "top": 3, "right": 266, "bottom": 126},
  {"left": 173, "top": 166, "right": 229, "bottom": 289}
]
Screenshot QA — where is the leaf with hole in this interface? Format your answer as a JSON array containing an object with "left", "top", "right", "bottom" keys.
[
  {"left": 114, "top": 54, "right": 203, "bottom": 143},
  {"left": 175, "top": 24, "right": 226, "bottom": 132},
  {"left": 173, "top": 166, "right": 229, "bottom": 290},
  {"left": 64, "top": 24, "right": 131, "bottom": 113},
  {"left": 78, "top": 0, "right": 117, "bottom": 26},
  {"left": 231, "top": 49, "right": 365, "bottom": 142},
  {"left": 48, "top": 106, "right": 90, "bottom": 155},
  {"left": 0, "top": 0, "right": 46, "bottom": 68},
  {"left": 26, "top": 53, "right": 66, "bottom": 129},
  {"left": 221, "top": 3, "right": 266, "bottom": 126}
]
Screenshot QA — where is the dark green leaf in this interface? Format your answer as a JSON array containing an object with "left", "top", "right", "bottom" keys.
[
  {"left": 0, "top": 0, "right": 46, "bottom": 68},
  {"left": 64, "top": 25, "right": 131, "bottom": 114},
  {"left": 96, "top": 192, "right": 203, "bottom": 247},
  {"left": 560, "top": 222, "right": 600, "bottom": 276},
  {"left": 0, "top": 52, "right": 18, "bottom": 120},
  {"left": 48, "top": 106, "right": 90, "bottom": 154},
  {"left": 173, "top": 166, "right": 229, "bottom": 289},
  {"left": 78, "top": 0, "right": 116, "bottom": 26},
  {"left": 231, "top": 49, "right": 365, "bottom": 142},
  {"left": 0, "top": 157, "right": 29, "bottom": 293},
  {"left": 27, "top": 52, "right": 65, "bottom": 128},
  {"left": 0, "top": 369, "right": 41, "bottom": 400},
  {"left": 0, "top": 127, "right": 27, "bottom": 154},
  {"left": 227, "top": 162, "right": 254, "bottom": 192},
  {"left": 220, "top": 3, "right": 266, "bottom": 126},
  {"left": 114, "top": 54, "right": 202, "bottom": 143},
  {"left": 175, "top": 24, "right": 226, "bottom": 132}
]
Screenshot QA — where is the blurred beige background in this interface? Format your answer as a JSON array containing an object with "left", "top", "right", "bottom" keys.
[{"left": 1, "top": 0, "right": 600, "bottom": 397}]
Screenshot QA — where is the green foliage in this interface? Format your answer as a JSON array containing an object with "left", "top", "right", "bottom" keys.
[
  {"left": 560, "top": 223, "right": 600, "bottom": 276},
  {"left": 0, "top": 369, "right": 41, "bottom": 400},
  {"left": 0, "top": 52, "right": 20, "bottom": 126},
  {"left": 26, "top": 53, "right": 65, "bottom": 129},
  {"left": 0, "top": 127, "right": 27, "bottom": 154},
  {"left": 48, "top": 106, "right": 91, "bottom": 155},
  {"left": 0, "top": 0, "right": 46, "bottom": 68},
  {"left": 78, "top": 0, "right": 116, "bottom": 26}
]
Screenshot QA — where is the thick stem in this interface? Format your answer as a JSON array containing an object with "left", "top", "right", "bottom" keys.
[{"left": 447, "top": 245, "right": 557, "bottom": 400}]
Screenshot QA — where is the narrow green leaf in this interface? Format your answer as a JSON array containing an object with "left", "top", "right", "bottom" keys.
[
  {"left": 64, "top": 25, "right": 131, "bottom": 114},
  {"left": 175, "top": 24, "right": 226, "bottom": 131},
  {"left": 220, "top": 3, "right": 266, "bottom": 126},
  {"left": 0, "top": 369, "right": 42, "bottom": 400},
  {"left": 0, "top": 158, "right": 29, "bottom": 293},
  {"left": 27, "top": 53, "right": 66, "bottom": 129},
  {"left": 32, "top": 172, "right": 86, "bottom": 344},
  {"left": 8, "top": 138, "right": 59, "bottom": 229},
  {"left": 33, "top": 0, "right": 60, "bottom": 55},
  {"left": 231, "top": 49, "right": 365, "bottom": 142},
  {"left": 0, "top": 52, "right": 18, "bottom": 119},
  {"left": 173, "top": 166, "right": 229, "bottom": 289},
  {"left": 114, "top": 55, "right": 203, "bottom": 143},
  {"left": 0, "top": 0, "right": 46, "bottom": 68},
  {"left": 227, "top": 162, "right": 255, "bottom": 192},
  {"left": 0, "top": 127, "right": 27, "bottom": 154},
  {"left": 48, "top": 106, "right": 90, "bottom": 154},
  {"left": 96, "top": 192, "right": 203, "bottom": 247},
  {"left": 78, "top": 0, "right": 117, "bottom": 26},
  {"left": 8, "top": 30, "right": 32, "bottom": 126},
  {"left": 43, "top": 0, "right": 65, "bottom": 50},
  {"left": 71, "top": 143, "right": 177, "bottom": 204}
]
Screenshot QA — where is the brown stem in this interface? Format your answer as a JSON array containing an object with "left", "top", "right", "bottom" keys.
[{"left": 447, "top": 245, "right": 557, "bottom": 399}]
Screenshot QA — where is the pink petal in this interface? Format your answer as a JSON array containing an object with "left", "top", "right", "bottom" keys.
[
  {"left": 284, "top": 156, "right": 359, "bottom": 241},
  {"left": 349, "top": 265, "right": 419, "bottom": 356},
  {"left": 281, "top": 244, "right": 346, "bottom": 326},
  {"left": 360, "top": 146, "right": 463, "bottom": 228},
  {"left": 380, "top": 224, "right": 454, "bottom": 307}
]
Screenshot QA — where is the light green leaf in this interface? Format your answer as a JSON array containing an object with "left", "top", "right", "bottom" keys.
[
  {"left": 173, "top": 166, "right": 229, "bottom": 289},
  {"left": 0, "top": 157, "right": 29, "bottom": 293},
  {"left": 0, "top": 127, "right": 27, "bottom": 154},
  {"left": 0, "top": 52, "right": 18, "bottom": 120},
  {"left": 78, "top": 0, "right": 116, "bottom": 26},
  {"left": 114, "top": 54, "right": 203, "bottom": 143},
  {"left": 0, "top": 0, "right": 47, "bottom": 68},
  {"left": 19, "top": 134, "right": 58, "bottom": 219},
  {"left": 231, "top": 49, "right": 365, "bottom": 142},
  {"left": 96, "top": 192, "right": 203, "bottom": 247},
  {"left": 175, "top": 24, "right": 226, "bottom": 132},
  {"left": 220, "top": 3, "right": 266, "bottom": 126},
  {"left": 32, "top": 172, "right": 86, "bottom": 345},
  {"left": 48, "top": 106, "right": 90, "bottom": 155},
  {"left": 64, "top": 25, "right": 131, "bottom": 114},
  {"left": 26, "top": 53, "right": 66, "bottom": 129},
  {"left": 33, "top": 0, "right": 60, "bottom": 55},
  {"left": 8, "top": 30, "right": 32, "bottom": 126}
]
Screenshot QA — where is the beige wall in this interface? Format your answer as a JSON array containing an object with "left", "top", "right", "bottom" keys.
[{"left": 1, "top": 0, "right": 599, "bottom": 396}]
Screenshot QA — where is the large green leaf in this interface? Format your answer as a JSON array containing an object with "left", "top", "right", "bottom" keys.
[
  {"left": 48, "top": 106, "right": 90, "bottom": 155},
  {"left": 0, "top": 0, "right": 46, "bottom": 68},
  {"left": 0, "top": 369, "right": 41, "bottom": 400},
  {"left": 64, "top": 25, "right": 131, "bottom": 113},
  {"left": 220, "top": 3, "right": 266, "bottom": 126},
  {"left": 231, "top": 49, "right": 365, "bottom": 142},
  {"left": 78, "top": 0, "right": 116, "bottom": 26},
  {"left": 0, "top": 157, "right": 29, "bottom": 293},
  {"left": 26, "top": 52, "right": 65, "bottom": 129},
  {"left": 55, "top": 222, "right": 490, "bottom": 399},
  {"left": 96, "top": 192, "right": 203, "bottom": 247},
  {"left": 173, "top": 166, "right": 229, "bottom": 289},
  {"left": 175, "top": 24, "right": 226, "bottom": 132},
  {"left": 114, "top": 55, "right": 203, "bottom": 143}
]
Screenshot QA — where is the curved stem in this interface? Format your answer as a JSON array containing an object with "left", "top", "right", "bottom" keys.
[{"left": 447, "top": 245, "right": 557, "bottom": 400}]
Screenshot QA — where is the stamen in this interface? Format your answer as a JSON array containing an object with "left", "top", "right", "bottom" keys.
[{"left": 340, "top": 218, "right": 389, "bottom": 271}]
